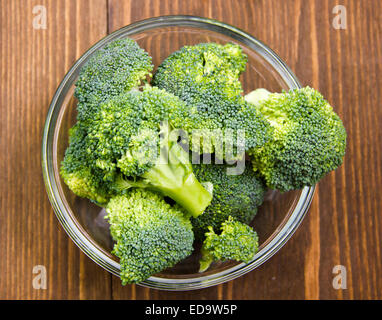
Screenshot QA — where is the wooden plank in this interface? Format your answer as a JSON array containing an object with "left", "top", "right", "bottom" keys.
[{"left": 0, "top": 0, "right": 110, "bottom": 299}]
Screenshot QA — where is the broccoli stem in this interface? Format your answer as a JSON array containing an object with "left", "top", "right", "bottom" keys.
[
  {"left": 141, "top": 142, "right": 213, "bottom": 218},
  {"left": 199, "top": 247, "right": 214, "bottom": 272}
]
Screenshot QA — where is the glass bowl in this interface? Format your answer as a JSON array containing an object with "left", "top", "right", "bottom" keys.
[{"left": 42, "top": 15, "right": 315, "bottom": 291}]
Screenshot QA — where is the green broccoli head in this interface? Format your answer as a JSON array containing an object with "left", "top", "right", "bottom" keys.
[
  {"left": 84, "top": 86, "right": 196, "bottom": 176},
  {"left": 74, "top": 38, "right": 153, "bottom": 121},
  {"left": 152, "top": 42, "right": 271, "bottom": 158},
  {"left": 152, "top": 42, "right": 247, "bottom": 98},
  {"left": 245, "top": 87, "right": 347, "bottom": 192},
  {"left": 199, "top": 216, "right": 259, "bottom": 272},
  {"left": 60, "top": 122, "right": 112, "bottom": 205},
  {"left": 61, "top": 37, "right": 154, "bottom": 205},
  {"left": 63, "top": 85, "right": 212, "bottom": 217},
  {"left": 105, "top": 190, "right": 194, "bottom": 284},
  {"left": 191, "top": 162, "right": 267, "bottom": 239}
]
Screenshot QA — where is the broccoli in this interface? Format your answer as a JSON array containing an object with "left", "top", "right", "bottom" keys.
[
  {"left": 59, "top": 37, "right": 349, "bottom": 285},
  {"left": 152, "top": 43, "right": 271, "bottom": 160},
  {"left": 74, "top": 38, "right": 153, "bottom": 121},
  {"left": 60, "top": 122, "right": 112, "bottom": 205},
  {"left": 199, "top": 216, "right": 259, "bottom": 272},
  {"left": 105, "top": 190, "right": 194, "bottom": 284},
  {"left": 245, "top": 87, "right": 347, "bottom": 192},
  {"left": 63, "top": 85, "right": 212, "bottom": 217},
  {"left": 191, "top": 162, "right": 267, "bottom": 239}
]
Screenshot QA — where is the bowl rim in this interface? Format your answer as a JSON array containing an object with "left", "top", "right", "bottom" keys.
[{"left": 41, "top": 15, "right": 315, "bottom": 291}]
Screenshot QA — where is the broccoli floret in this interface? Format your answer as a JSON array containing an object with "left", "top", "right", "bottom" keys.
[
  {"left": 77, "top": 86, "right": 212, "bottom": 217},
  {"left": 60, "top": 122, "right": 112, "bottom": 205},
  {"left": 245, "top": 87, "right": 347, "bottom": 192},
  {"left": 61, "top": 38, "right": 154, "bottom": 205},
  {"left": 191, "top": 162, "right": 267, "bottom": 239},
  {"left": 152, "top": 43, "right": 271, "bottom": 159},
  {"left": 75, "top": 38, "right": 153, "bottom": 121},
  {"left": 199, "top": 216, "right": 259, "bottom": 272},
  {"left": 105, "top": 190, "right": 194, "bottom": 284}
]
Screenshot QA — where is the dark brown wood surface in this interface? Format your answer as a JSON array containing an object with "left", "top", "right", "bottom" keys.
[{"left": 1, "top": 0, "right": 381, "bottom": 300}]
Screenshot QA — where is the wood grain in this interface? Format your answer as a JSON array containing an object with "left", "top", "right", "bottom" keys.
[
  {"left": 0, "top": 0, "right": 111, "bottom": 300},
  {"left": 1, "top": 0, "right": 381, "bottom": 299}
]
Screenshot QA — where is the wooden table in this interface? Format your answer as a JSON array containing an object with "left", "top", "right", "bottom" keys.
[{"left": 1, "top": 0, "right": 381, "bottom": 300}]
